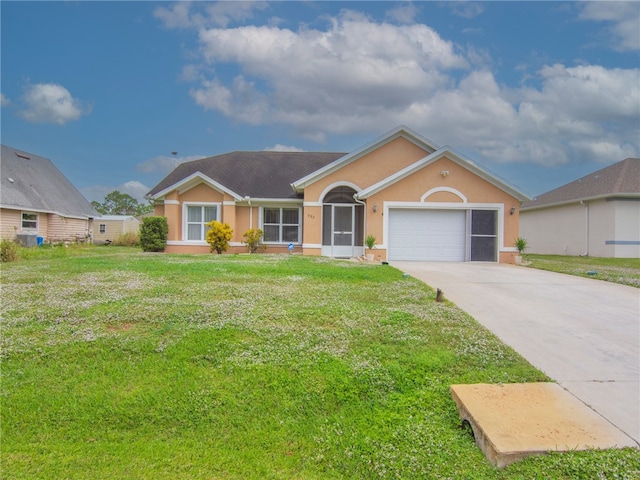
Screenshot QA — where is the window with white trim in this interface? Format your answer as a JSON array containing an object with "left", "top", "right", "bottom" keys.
[
  {"left": 185, "top": 205, "right": 219, "bottom": 241},
  {"left": 99, "top": 224, "right": 106, "bottom": 234},
  {"left": 263, "top": 207, "right": 300, "bottom": 243},
  {"left": 21, "top": 212, "right": 37, "bottom": 231}
]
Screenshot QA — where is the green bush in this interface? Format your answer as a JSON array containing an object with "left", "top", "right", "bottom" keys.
[
  {"left": 140, "top": 217, "right": 168, "bottom": 252},
  {"left": 0, "top": 239, "right": 20, "bottom": 262},
  {"left": 514, "top": 236, "right": 528, "bottom": 254},
  {"left": 242, "top": 228, "right": 264, "bottom": 253},
  {"left": 112, "top": 232, "right": 140, "bottom": 247},
  {"left": 206, "top": 221, "right": 233, "bottom": 254}
]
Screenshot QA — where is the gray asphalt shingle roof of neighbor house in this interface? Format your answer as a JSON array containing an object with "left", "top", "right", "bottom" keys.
[
  {"left": 522, "top": 158, "right": 640, "bottom": 210},
  {"left": 147, "top": 151, "right": 347, "bottom": 200},
  {"left": 0, "top": 144, "right": 97, "bottom": 218}
]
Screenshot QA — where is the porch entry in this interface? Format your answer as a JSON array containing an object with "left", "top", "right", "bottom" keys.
[{"left": 321, "top": 186, "right": 364, "bottom": 258}]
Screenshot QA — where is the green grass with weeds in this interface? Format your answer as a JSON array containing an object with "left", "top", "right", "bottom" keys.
[
  {"left": 525, "top": 254, "right": 640, "bottom": 288},
  {"left": 2, "top": 247, "right": 638, "bottom": 478}
]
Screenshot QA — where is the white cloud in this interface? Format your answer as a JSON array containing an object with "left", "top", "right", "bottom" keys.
[
  {"left": 154, "top": 1, "right": 195, "bottom": 29},
  {"left": 0, "top": 93, "right": 10, "bottom": 107},
  {"left": 179, "top": 9, "right": 638, "bottom": 166},
  {"left": 386, "top": 3, "right": 419, "bottom": 24},
  {"left": 449, "top": 2, "right": 485, "bottom": 19},
  {"left": 19, "top": 83, "right": 88, "bottom": 125},
  {"left": 154, "top": 1, "right": 268, "bottom": 29},
  {"left": 135, "top": 154, "right": 205, "bottom": 174},
  {"left": 263, "top": 144, "right": 305, "bottom": 152},
  {"left": 190, "top": 12, "right": 468, "bottom": 132},
  {"left": 579, "top": 1, "right": 640, "bottom": 51},
  {"left": 82, "top": 181, "right": 151, "bottom": 204}
]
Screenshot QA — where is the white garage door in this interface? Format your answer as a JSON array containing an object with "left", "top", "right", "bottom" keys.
[{"left": 388, "top": 209, "right": 466, "bottom": 261}]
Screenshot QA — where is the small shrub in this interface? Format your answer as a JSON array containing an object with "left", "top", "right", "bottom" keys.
[
  {"left": 112, "top": 232, "right": 140, "bottom": 247},
  {"left": 206, "top": 221, "right": 233, "bottom": 254},
  {"left": 514, "top": 236, "right": 528, "bottom": 254},
  {"left": 242, "top": 228, "right": 264, "bottom": 253},
  {"left": 140, "top": 217, "right": 168, "bottom": 252},
  {"left": 0, "top": 239, "right": 20, "bottom": 262},
  {"left": 365, "top": 234, "right": 376, "bottom": 250}
]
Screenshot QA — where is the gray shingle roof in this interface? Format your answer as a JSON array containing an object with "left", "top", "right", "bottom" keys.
[
  {"left": 522, "top": 158, "right": 640, "bottom": 210},
  {"left": 147, "top": 151, "right": 346, "bottom": 200},
  {"left": 0, "top": 145, "right": 97, "bottom": 218}
]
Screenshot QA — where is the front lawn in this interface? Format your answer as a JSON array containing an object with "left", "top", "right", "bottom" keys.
[
  {"left": 525, "top": 254, "right": 640, "bottom": 288},
  {"left": 1, "top": 248, "right": 638, "bottom": 478}
]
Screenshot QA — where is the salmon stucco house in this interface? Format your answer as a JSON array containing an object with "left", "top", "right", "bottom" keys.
[{"left": 147, "top": 126, "right": 530, "bottom": 263}]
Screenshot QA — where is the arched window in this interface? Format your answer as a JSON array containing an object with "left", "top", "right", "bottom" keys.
[{"left": 323, "top": 186, "right": 358, "bottom": 204}]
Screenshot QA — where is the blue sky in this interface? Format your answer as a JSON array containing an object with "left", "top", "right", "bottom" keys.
[{"left": 2, "top": 1, "right": 638, "bottom": 203}]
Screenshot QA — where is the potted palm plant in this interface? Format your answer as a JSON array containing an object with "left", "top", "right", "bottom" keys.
[
  {"left": 365, "top": 234, "right": 376, "bottom": 261},
  {"left": 514, "top": 237, "right": 528, "bottom": 265}
]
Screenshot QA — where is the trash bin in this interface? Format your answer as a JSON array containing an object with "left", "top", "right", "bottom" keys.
[{"left": 37, "top": 236, "right": 44, "bottom": 246}]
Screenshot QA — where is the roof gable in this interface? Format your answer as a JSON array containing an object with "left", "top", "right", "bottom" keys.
[
  {"left": 290, "top": 125, "right": 439, "bottom": 193},
  {"left": 522, "top": 158, "right": 640, "bottom": 210},
  {"left": 0, "top": 145, "right": 97, "bottom": 218},
  {"left": 356, "top": 146, "right": 531, "bottom": 202},
  {"left": 148, "top": 151, "right": 345, "bottom": 200}
]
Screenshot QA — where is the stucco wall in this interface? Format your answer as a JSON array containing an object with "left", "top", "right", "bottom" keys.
[
  {"left": 613, "top": 199, "right": 640, "bottom": 258},
  {"left": 519, "top": 198, "right": 638, "bottom": 257},
  {"left": 520, "top": 203, "right": 588, "bottom": 256},
  {"left": 588, "top": 199, "right": 614, "bottom": 257},
  {"left": 303, "top": 137, "right": 431, "bottom": 202}
]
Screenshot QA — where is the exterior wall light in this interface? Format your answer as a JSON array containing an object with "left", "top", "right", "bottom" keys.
[
  {"left": 373, "top": 203, "right": 378, "bottom": 213},
  {"left": 510, "top": 206, "right": 516, "bottom": 215}
]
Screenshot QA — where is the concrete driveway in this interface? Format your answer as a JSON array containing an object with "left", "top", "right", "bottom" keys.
[{"left": 391, "top": 261, "right": 640, "bottom": 446}]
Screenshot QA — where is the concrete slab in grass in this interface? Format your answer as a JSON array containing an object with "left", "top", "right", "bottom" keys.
[{"left": 450, "top": 383, "right": 637, "bottom": 467}]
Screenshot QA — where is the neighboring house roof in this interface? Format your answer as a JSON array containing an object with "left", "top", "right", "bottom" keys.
[
  {"left": 522, "top": 158, "right": 640, "bottom": 210},
  {"left": 147, "top": 151, "right": 346, "bottom": 200},
  {"left": 97, "top": 215, "right": 139, "bottom": 221},
  {"left": 0, "top": 145, "right": 97, "bottom": 218},
  {"left": 356, "top": 145, "right": 531, "bottom": 202},
  {"left": 291, "top": 125, "right": 439, "bottom": 192}
]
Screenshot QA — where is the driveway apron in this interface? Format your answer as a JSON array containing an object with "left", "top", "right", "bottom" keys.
[{"left": 391, "top": 261, "right": 640, "bottom": 446}]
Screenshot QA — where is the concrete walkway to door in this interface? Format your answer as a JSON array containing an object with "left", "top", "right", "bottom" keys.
[{"left": 392, "top": 261, "right": 640, "bottom": 446}]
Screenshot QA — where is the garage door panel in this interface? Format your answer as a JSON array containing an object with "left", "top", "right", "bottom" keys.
[{"left": 389, "top": 209, "right": 466, "bottom": 261}]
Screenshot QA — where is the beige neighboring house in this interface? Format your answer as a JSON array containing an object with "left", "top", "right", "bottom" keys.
[
  {"left": 94, "top": 215, "right": 141, "bottom": 244},
  {"left": 520, "top": 158, "right": 640, "bottom": 258},
  {"left": 0, "top": 145, "right": 97, "bottom": 245},
  {"left": 148, "top": 126, "right": 530, "bottom": 263}
]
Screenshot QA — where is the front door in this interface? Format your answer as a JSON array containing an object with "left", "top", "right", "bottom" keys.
[
  {"left": 332, "top": 205, "right": 354, "bottom": 257},
  {"left": 321, "top": 186, "right": 364, "bottom": 258}
]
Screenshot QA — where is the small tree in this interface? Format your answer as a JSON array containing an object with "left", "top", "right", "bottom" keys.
[
  {"left": 91, "top": 190, "right": 153, "bottom": 216},
  {"left": 242, "top": 228, "right": 264, "bottom": 253},
  {"left": 140, "top": 217, "right": 168, "bottom": 252},
  {"left": 206, "top": 221, "right": 233, "bottom": 254}
]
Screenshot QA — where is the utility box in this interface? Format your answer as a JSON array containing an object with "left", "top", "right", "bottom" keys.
[{"left": 16, "top": 234, "right": 38, "bottom": 247}]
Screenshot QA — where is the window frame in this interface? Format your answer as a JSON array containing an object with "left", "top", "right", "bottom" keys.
[
  {"left": 182, "top": 202, "right": 221, "bottom": 242},
  {"left": 261, "top": 206, "right": 302, "bottom": 244},
  {"left": 99, "top": 223, "right": 106, "bottom": 234},
  {"left": 21, "top": 212, "right": 38, "bottom": 231}
]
